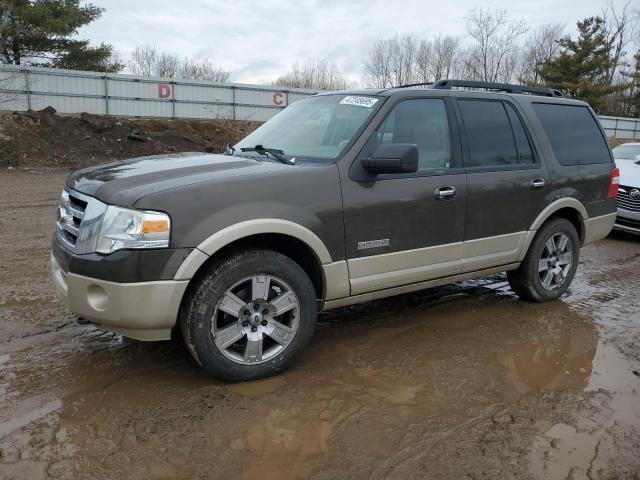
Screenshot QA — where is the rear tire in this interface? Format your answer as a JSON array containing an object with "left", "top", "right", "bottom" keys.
[
  {"left": 180, "top": 248, "right": 317, "bottom": 382},
  {"left": 507, "top": 218, "right": 580, "bottom": 302}
]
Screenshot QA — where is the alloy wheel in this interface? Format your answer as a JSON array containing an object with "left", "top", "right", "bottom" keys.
[
  {"left": 211, "top": 275, "right": 300, "bottom": 365},
  {"left": 538, "top": 233, "right": 573, "bottom": 291}
]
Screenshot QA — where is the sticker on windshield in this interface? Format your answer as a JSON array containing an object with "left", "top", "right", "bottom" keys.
[{"left": 339, "top": 96, "right": 379, "bottom": 108}]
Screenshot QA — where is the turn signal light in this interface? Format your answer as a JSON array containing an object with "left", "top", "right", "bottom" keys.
[{"left": 142, "top": 219, "right": 170, "bottom": 234}]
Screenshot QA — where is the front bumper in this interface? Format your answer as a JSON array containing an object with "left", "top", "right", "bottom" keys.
[
  {"left": 614, "top": 208, "right": 640, "bottom": 235},
  {"left": 51, "top": 253, "right": 188, "bottom": 341}
]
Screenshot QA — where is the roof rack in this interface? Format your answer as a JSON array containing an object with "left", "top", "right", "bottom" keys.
[
  {"left": 393, "top": 79, "right": 562, "bottom": 97},
  {"left": 431, "top": 79, "right": 562, "bottom": 97}
]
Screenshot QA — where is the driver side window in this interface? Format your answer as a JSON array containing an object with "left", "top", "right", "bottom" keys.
[{"left": 375, "top": 99, "right": 452, "bottom": 171}]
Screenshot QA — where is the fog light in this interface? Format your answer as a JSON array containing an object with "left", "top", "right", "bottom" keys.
[{"left": 87, "top": 284, "right": 108, "bottom": 311}]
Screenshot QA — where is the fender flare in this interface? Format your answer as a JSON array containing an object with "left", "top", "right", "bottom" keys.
[
  {"left": 518, "top": 198, "right": 588, "bottom": 261},
  {"left": 174, "top": 219, "right": 333, "bottom": 280},
  {"left": 529, "top": 197, "right": 588, "bottom": 232}
]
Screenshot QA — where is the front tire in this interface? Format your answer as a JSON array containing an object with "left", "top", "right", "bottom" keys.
[
  {"left": 180, "top": 248, "right": 317, "bottom": 382},
  {"left": 507, "top": 218, "right": 580, "bottom": 302}
]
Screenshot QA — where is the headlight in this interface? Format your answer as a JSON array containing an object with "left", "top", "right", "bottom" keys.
[{"left": 96, "top": 206, "right": 171, "bottom": 254}]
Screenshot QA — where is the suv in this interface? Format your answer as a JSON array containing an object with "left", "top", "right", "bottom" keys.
[{"left": 51, "top": 80, "right": 618, "bottom": 382}]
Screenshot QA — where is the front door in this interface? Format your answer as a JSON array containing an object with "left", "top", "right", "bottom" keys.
[{"left": 341, "top": 97, "right": 467, "bottom": 295}]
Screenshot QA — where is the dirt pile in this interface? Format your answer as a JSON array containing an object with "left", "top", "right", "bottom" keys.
[{"left": 0, "top": 107, "right": 260, "bottom": 169}]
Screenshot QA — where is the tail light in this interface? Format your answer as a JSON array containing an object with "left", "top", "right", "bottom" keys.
[{"left": 607, "top": 167, "right": 620, "bottom": 199}]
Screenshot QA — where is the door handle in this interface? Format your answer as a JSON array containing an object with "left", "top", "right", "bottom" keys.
[
  {"left": 530, "top": 178, "right": 546, "bottom": 190},
  {"left": 434, "top": 185, "right": 456, "bottom": 200}
]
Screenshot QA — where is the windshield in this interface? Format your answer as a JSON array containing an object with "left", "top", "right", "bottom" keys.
[
  {"left": 613, "top": 144, "right": 640, "bottom": 160},
  {"left": 234, "top": 94, "right": 383, "bottom": 162}
]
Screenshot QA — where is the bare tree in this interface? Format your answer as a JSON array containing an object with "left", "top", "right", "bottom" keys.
[
  {"left": 389, "top": 34, "right": 418, "bottom": 86},
  {"left": 128, "top": 45, "right": 231, "bottom": 82},
  {"left": 363, "top": 34, "right": 419, "bottom": 87},
  {"left": 129, "top": 45, "right": 180, "bottom": 78},
  {"left": 431, "top": 35, "right": 462, "bottom": 80},
  {"left": 463, "top": 8, "right": 528, "bottom": 83},
  {"left": 414, "top": 39, "right": 433, "bottom": 83},
  {"left": 363, "top": 39, "right": 394, "bottom": 87},
  {"left": 413, "top": 35, "right": 462, "bottom": 83},
  {"left": 179, "top": 58, "right": 230, "bottom": 82},
  {"left": 601, "top": 0, "right": 636, "bottom": 87},
  {"left": 273, "top": 57, "right": 352, "bottom": 90},
  {"left": 520, "top": 23, "right": 564, "bottom": 84}
]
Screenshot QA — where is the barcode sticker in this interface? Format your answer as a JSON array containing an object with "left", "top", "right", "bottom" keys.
[{"left": 339, "top": 96, "right": 379, "bottom": 108}]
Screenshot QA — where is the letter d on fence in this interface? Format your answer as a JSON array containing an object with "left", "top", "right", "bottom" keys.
[{"left": 158, "top": 84, "right": 172, "bottom": 99}]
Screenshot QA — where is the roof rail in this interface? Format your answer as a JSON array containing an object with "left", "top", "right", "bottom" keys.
[{"left": 430, "top": 79, "right": 563, "bottom": 97}]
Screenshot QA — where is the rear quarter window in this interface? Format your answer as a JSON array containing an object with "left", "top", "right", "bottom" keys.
[{"left": 531, "top": 103, "right": 612, "bottom": 166}]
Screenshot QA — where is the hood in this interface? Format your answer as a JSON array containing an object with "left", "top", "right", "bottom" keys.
[
  {"left": 615, "top": 158, "right": 640, "bottom": 188},
  {"left": 67, "top": 152, "right": 287, "bottom": 206}
]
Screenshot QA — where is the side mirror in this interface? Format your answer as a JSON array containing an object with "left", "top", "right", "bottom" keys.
[
  {"left": 361, "top": 143, "right": 418, "bottom": 175},
  {"left": 635, "top": 154, "right": 640, "bottom": 163}
]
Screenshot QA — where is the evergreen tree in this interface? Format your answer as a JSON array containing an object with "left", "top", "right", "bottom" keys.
[
  {"left": 619, "top": 51, "right": 640, "bottom": 117},
  {"left": 537, "top": 17, "right": 619, "bottom": 113},
  {"left": 0, "top": 0, "right": 122, "bottom": 72}
]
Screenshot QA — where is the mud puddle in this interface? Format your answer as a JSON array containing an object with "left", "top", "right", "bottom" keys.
[{"left": 1, "top": 170, "right": 639, "bottom": 479}]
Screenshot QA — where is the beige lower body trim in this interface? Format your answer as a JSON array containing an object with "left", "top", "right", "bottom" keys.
[
  {"left": 52, "top": 255, "right": 187, "bottom": 341},
  {"left": 322, "top": 261, "right": 350, "bottom": 300},
  {"left": 462, "top": 232, "right": 526, "bottom": 272},
  {"left": 323, "top": 263, "right": 521, "bottom": 310},
  {"left": 347, "top": 232, "right": 526, "bottom": 295},
  {"left": 583, "top": 213, "right": 616, "bottom": 245},
  {"left": 348, "top": 243, "right": 464, "bottom": 295}
]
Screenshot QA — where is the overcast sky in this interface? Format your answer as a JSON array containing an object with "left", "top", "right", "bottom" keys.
[{"left": 78, "top": 0, "right": 635, "bottom": 85}]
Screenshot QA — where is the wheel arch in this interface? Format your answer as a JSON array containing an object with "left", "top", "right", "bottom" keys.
[
  {"left": 519, "top": 198, "right": 588, "bottom": 261},
  {"left": 174, "top": 219, "right": 336, "bottom": 302},
  {"left": 530, "top": 198, "right": 587, "bottom": 241}
]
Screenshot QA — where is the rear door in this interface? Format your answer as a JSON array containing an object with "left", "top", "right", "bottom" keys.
[
  {"left": 341, "top": 96, "right": 467, "bottom": 295},
  {"left": 454, "top": 97, "right": 550, "bottom": 272}
]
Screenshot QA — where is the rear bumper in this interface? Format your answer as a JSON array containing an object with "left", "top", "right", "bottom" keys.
[
  {"left": 51, "top": 254, "right": 188, "bottom": 341},
  {"left": 614, "top": 209, "right": 640, "bottom": 235}
]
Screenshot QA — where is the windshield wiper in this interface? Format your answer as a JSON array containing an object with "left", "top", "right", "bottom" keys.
[{"left": 240, "top": 145, "right": 295, "bottom": 165}]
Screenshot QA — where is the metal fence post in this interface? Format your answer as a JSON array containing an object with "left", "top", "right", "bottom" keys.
[
  {"left": 24, "top": 69, "right": 32, "bottom": 110},
  {"left": 231, "top": 85, "right": 236, "bottom": 120},
  {"left": 171, "top": 81, "right": 176, "bottom": 120},
  {"left": 104, "top": 75, "right": 110, "bottom": 115}
]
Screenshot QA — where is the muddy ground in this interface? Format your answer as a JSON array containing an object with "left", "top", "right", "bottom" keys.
[{"left": 0, "top": 169, "right": 639, "bottom": 480}]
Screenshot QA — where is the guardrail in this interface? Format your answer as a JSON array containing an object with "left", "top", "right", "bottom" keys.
[{"left": 0, "top": 65, "right": 319, "bottom": 122}]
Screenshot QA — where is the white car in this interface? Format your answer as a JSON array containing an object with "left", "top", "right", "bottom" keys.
[{"left": 612, "top": 143, "right": 640, "bottom": 234}]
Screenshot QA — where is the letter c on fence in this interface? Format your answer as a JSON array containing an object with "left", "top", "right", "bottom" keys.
[
  {"left": 158, "top": 84, "right": 172, "bottom": 99},
  {"left": 273, "top": 92, "right": 283, "bottom": 106}
]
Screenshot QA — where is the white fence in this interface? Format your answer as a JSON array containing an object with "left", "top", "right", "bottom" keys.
[
  {"left": 1, "top": 65, "right": 639, "bottom": 137},
  {"left": 0, "top": 65, "right": 318, "bottom": 122},
  {"left": 599, "top": 116, "right": 640, "bottom": 140}
]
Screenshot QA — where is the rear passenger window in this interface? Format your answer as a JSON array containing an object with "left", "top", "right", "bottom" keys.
[
  {"left": 505, "top": 103, "right": 534, "bottom": 164},
  {"left": 532, "top": 103, "right": 611, "bottom": 165},
  {"left": 459, "top": 100, "right": 519, "bottom": 168}
]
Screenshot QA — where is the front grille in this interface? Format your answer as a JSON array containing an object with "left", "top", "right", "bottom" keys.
[
  {"left": 615, "top": 216, "right": 640, "bottom": 230},
  {"left": 56, "top": 190, "right": 87, "bottom": 251},
  {"left": 617, "top": 186, "right": 640, "bottom": 213}
]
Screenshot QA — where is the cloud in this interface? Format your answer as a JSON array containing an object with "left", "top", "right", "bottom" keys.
[{"left": 79, "top": 0, "right": 632, "bottom": 83}]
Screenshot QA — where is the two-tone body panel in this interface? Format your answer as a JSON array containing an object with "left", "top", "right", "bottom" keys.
[{"left": 51, "top": 86, "right": 617, "bottom": 340}]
